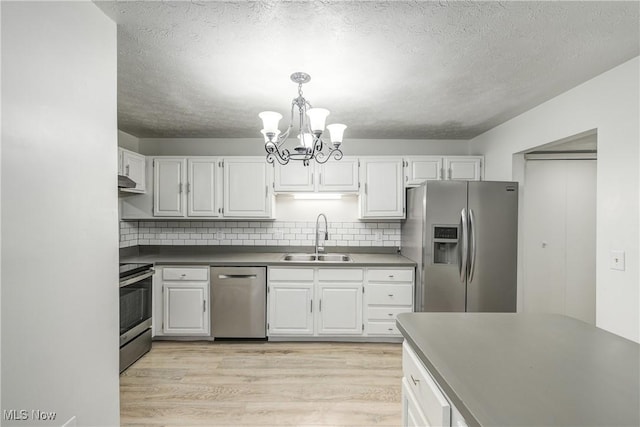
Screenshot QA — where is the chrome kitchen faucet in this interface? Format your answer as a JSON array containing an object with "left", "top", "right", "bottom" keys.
[{"left": 315, "top": 213, "right": 328, "bottom": 256}]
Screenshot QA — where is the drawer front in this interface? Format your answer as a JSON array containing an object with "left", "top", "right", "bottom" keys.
[
  {"left": 367, "top": 321, "right": 400, "bottom": 335},
  {"left": 367, "top": 283, "right": 413, "bottom": 305},
  {"left": 269, "top": 268, "right": 314, "bottom": 282},
  {"left": 367, "top": 306, "right": 412, "bottom": 321},
  {"left": 368, "top": 268, "right": 413, "bottom": 283},
  {"left": 162, "top": 267, "right": 208, "bottom": 281},
  {"left": 403, "top": 342, "right": 451, "bottom": 426},
  {"left": 318, "top": 268, "right": 363, "bottom": 282}
]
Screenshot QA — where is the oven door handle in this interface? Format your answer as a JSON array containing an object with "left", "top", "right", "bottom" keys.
[{"left": 119, "top": 269, "right": 155, "bottom": 287}]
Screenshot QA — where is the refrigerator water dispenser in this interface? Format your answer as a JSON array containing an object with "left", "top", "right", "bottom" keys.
[{"left": 433, "top": 226, "right": 459, "bottom": 265}]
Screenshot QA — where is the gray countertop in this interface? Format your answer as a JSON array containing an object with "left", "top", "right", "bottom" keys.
[
  {"left": 121, "top": 250, "right": 416, "bottom": 267},
  {"left": 396, "top": 312, "right": 640, "bottom": 427}
]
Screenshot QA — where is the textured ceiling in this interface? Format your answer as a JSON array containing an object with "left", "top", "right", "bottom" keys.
[{"left": 95, "top": 1, "right": 639, "bottom": 139}]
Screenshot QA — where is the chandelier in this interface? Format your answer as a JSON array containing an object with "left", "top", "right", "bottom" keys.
[{"left": 259, "top": 72, "right": 347, "bottom": 166}]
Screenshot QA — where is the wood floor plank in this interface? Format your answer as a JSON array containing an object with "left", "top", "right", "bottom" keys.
[{"left": 120, "top": 341, "right": 403, "bottom": 426}]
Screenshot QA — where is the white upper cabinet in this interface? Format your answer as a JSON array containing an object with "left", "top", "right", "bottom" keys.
[
  {"left": 404, "top": 156, "right": 443, "bottom": 185},
  {"left": 404, "top": 156, "right": 483, "bottom": 186},
  {"left": 223, "top": 157, "right": 274, "bottom": 218},
  {"left": 359, "top": 157, "right": 404, "bottom": 219},
  {"left": 187, "top": 158, "right": 220, "bottom": 217},
  {"left": 317, "top": 157, "right": 359, "bottom": 192},
  {"left": 445, "top": 156, "right": 482, "bottom": 181},
  {"left": 153, "top": 157, "right": 221, "bottom": 218},
  {"left": 274, "top": 161, "right": 315, "bottom": 192},
  {"left": 119, "top": 148, "right": 146, "bottom": 193},
  {"left": 273, "top": 157, "right": 359, "bottom": 193},
  {"left": 154, "top": 158, "right": 186, "bottom": 217}
]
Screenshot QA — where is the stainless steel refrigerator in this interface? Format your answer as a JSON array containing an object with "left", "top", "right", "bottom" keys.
[{"left": 402, "top": 181, "right": 518, "bottom": 312}]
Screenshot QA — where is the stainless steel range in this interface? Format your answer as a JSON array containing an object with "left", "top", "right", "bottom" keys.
[{"left": 119, "top": 263, "right": 154, "bottom": 372}]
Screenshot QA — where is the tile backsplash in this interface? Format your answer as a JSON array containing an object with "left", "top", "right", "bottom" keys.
[{"left": 119, "top": 220, "right": 401, "bottom": 248}]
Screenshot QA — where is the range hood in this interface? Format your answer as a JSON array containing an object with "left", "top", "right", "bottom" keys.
[{"left": 118, "top": 174, "right": 136, "bottom": 189}]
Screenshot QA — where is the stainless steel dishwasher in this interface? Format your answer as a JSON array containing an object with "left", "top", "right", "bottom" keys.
[{"left": 210, "top": 267, "right": 266, "bottom": 338}]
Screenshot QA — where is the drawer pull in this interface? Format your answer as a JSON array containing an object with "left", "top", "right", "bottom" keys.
[
  {"left": 388, "top": 313, "right": 393, "bottom": 316},
  {"left": 410, "top": 374, "right": 420, "bottom": 386},
  {"left": 388, "top": 328, "right": 394, "bottom": 331},
  {"left": 389, "top": 275, "right": 394, "bottom": 278},
  {"left": 388, "top": 294, "right": 394, "bottom": 297}
]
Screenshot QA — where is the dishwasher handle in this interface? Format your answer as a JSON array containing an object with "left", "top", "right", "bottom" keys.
[{"left": 217, "top": 274, "right": 258, "bottom": 279}]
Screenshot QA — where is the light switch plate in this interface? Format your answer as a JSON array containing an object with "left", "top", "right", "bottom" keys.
[{"left": 609, "top": 250, "right": 625, "bottom": 271}]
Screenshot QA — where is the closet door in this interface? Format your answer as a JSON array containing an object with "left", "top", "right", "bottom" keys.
[{"left": 523, "top": 159, "right": 596, "bottom": 324}]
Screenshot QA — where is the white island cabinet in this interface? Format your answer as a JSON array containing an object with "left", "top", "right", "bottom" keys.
[{"left": 402, "top": 341, "right": 468, "bottom": 427}]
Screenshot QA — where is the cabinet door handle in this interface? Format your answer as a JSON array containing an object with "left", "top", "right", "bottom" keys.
[
  {"left": 265, "top": 185, "right": 268, "bottom": 199},
  {"left": 311, "top": 174, "right": 314, "bottom": 185},
  {"left": 410, "top": 374, "right": 420, "bottom": 386},
  {"left": 448, "top": 168, "right": 452, "bottom": 180},
  {"left": 125, "top": 164, "right": 130, "bottom": 176},
  {"left": 319, "top": 172, "right": 322, "bottom": 184},
  {"left": 187, "top": 182, "right": 191, "bottom": 193},
  {"left": 319, "top": 299, "right": 322, "bottom": 312},
  {"left": 179, "top": 183, "right": 183, "bottom": 194},
  {"left": 310, "top": 299, "right": 313, "bottom": 313},
  {"left": 203, "top": 300, "right": 206, "bottom": 312}
]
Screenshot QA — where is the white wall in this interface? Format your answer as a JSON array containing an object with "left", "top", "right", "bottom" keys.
[
  {"left": 1, "top": 2, "right": 119, "bottom": 425},
  {"left": 119, "top": 130, "right": 140, "bottom": 152},
  {"left": 138, "top": 137, "right": 470, "bottom": 156},
  {"left": 470, "top": 57, "right": 639, "bottom": 342}
]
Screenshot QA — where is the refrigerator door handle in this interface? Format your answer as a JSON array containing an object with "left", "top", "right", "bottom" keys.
[
  {"left": 459, "top": 208, "right": 468, "bottom": 283},
  {"left": 468, "top": 209, "right": 477, "bottom": 283}
]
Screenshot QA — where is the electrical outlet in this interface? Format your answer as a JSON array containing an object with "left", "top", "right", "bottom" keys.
[{"left": 609, "top": 250, "right": 625, "bottom": 271}]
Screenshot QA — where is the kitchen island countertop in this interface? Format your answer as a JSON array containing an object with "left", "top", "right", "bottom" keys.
[{"left": 396, "top": 312, "right": 640, "bottom": 427}]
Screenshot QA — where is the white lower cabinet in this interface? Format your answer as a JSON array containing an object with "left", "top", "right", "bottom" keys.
[
  {"left": 268, "top": 282, "right": 314, "bottom": 335},
  {"left": 156, "top": 266, "right": 210, "bottom": 336},
  {"left": 268, "top": 266, "right": 413, "bottom": 340},
  {"left": 402, "top": 341, "right": 468, "bottom": 427},
  {"left": 365, "top": 268, "right": 414, "bottom": 337},
  {"left": 268, "top": 267, "right": 364, "bottom": 338}
]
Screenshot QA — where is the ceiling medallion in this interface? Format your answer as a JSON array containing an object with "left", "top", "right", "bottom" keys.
[{"left": 259, "top": 72, "right": 347, "bottom": 166}]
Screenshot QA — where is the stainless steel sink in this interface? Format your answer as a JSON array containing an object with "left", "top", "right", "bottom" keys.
[
  {"left": 282, "top": 254, "right": 317, "bottom": 262},
  {"left": 316, "top": 254, "right": 352, "bottom": 262},
  {"left": 281, "top": 253, "right": 352, "bottom": 262}
]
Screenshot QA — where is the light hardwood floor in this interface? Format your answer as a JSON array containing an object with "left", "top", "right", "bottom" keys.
[{"left": 120, "top": 341, "right": 403, "bottom": 426}]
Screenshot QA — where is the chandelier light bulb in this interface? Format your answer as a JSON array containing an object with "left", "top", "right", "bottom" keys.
[
  {"left": 306, "top": 108, "right": 330, "bottom": 133},
  {"left": 327, "top": 123, "right": 347, "bottom": 145},
  {"left": 258, "top": 111, "right": 283, "bottom": 134}
]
